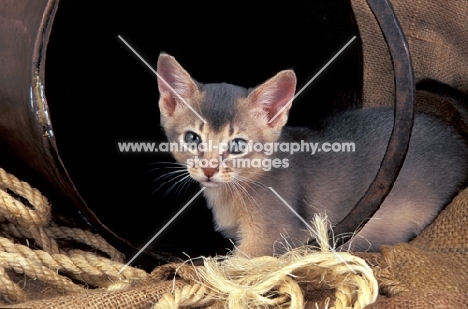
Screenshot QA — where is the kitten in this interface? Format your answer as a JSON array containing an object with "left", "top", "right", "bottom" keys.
[{"left": 156, "top": 53, "right": 468, "bottom": 256}]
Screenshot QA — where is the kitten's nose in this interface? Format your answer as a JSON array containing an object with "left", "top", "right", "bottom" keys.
[{"left": 203, "top": 167, "right": 217, "bottom": 178}]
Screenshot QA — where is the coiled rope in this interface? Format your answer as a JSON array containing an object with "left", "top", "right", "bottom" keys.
[{"left": 0, "top": 168, "right": 147, "bottom": 303}]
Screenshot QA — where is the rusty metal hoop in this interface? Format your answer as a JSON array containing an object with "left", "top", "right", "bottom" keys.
[{"left": 332, "top": 0, "right": 415, "bottom": 248}]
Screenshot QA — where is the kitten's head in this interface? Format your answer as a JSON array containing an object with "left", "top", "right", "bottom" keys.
[{"left": 157, "top": 54, "right": 296, "bottom": 187}]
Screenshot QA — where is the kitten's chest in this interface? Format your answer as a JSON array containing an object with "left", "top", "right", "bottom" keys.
[{"left": 203, "top": 186, "right": 252, "bottom": 238}]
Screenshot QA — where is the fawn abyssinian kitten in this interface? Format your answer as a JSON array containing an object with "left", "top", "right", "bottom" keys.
[{"left": 156, "top": 54, "right": 468, "bottom": 256}]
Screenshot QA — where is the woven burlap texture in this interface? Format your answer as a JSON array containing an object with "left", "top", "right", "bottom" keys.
[
  {"left": 351, "top": 0, "right": 468, "bottom": 108},
  {"left": 360, "top": 187, "right": 468, "bottom": 309},
  {"left": 3, "top": 266, "right": 187, "bottom": 309}
]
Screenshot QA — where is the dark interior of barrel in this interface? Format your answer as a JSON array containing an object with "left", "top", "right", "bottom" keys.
[{"left": 44, "top": 0, "right": 362, "bottom": 269}]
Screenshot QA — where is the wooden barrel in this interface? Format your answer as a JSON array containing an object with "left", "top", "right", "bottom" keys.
[{"left": 0, "top": 0, "right": 151, "bottom": 264}]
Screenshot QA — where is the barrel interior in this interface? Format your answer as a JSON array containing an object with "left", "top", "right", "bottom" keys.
[{"left": 44, "top": 0, "right": 361, "bottom": 262}]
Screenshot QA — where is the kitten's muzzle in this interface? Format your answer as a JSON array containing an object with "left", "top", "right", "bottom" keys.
[
  {"left": 199, "top": 167, "right": 222, "bottom": 187},
  {"left": 203, "top": 167, "right": 218, "bottom": 178}
]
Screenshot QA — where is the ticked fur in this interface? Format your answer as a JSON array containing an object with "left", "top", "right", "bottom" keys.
[{"left": 156, "top": 54, "right": 468, "bottom": 256}]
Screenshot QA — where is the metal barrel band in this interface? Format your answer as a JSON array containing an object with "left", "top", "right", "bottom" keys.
[{"left": 331, "top": 0, "right": 415, "bottom": 248}]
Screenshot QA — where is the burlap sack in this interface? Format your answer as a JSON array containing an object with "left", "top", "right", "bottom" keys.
[
  {"left": 364, "top": 187, "right": 468, "bottom": 308},
  {"left": 351, "top": 0, "right": 468, "bottom": 108},
  {"left": 348, "top": 0, "right": 468, "bottom": 307},
  {"left": 2, "top": 265, "right": 190, "bottom": 309}
]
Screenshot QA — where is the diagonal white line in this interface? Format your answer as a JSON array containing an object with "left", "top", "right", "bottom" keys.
[
  {"left": 268, "top": 187, "right": 356, "bottom": 274},
  {"left": 268, "top": 36, "right": 357, "bottom": 124},
  {"left": 118, "top": 187, "right": 206, "bottom": 274},
  {"left": 117, "top": 35, "right": 207, "bottom": 124}
]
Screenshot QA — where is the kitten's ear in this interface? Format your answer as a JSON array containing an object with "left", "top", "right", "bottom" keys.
[
  {"left": 247, "top": 70, "right": 296, "bottom": 128},
  {"left": 157, "top": 54, "right": 198, "bottom": 116}
]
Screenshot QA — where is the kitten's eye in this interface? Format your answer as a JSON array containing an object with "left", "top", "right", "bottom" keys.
[
  {"left": 184, "top": 131, "right": 201, "bottom": 145},
  {"left": 229, "top": 138, "right": 248, "bottom": 154}
]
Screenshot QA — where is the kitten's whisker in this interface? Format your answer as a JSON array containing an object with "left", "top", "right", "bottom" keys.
[
  {"left": 173, "top": 177, "right": 188, "bottom": 198},
  {"left": 237, "top": 177, "right": 263, "bottom": 203},
  {"left": 225, "top": 182, "right": 235, "bottom": 200},
  {"left": 226, "top": 182, "right": 244, "bottom": 206},
  {"left": 166, "top": 175, "right": 192, "bottom": 196},
  {"left": 235, "top": 175, "right": 267, "bottom": 200},
  {"left": 230, "top": 179, "right": 257, "bottom": 208},
  {"left": 165, "top": 171, "right": 190, "bottom": 183},
  {"left": 179, "top": 178, "right": 196, "bottom": 197},
  {"left": 152, "top": 169, "right": 187, "bottom": 183},
  {"left": 175, "top": 175, "right": 197, "bottom": 198},
  {"left": 147, "top": 166, "right": 186, "bottom": 171},
  {"left": 162, "top": 174, "right": 190, "bottom": 196},
  {"left": 152, "top": 171, "right": 189, "bottom": 194},
  {"left": 236, "top": 175, "right": 267, "bottom": 189},
  {"left": 146, "top": 161, "right": 187, "bottom": 173},
  {"left": 227, "top": 182, "right": 248, "bottom": 209}
]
